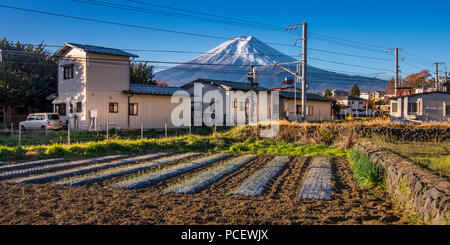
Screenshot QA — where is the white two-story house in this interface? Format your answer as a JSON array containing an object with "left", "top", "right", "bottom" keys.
[{"left": 52, "top": 43, "right": 189, "bottom": 130}]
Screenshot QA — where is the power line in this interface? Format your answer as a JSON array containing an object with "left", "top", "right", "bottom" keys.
[
  {"left": 73, "top": 0, "right": 285, "bottom": 32},
  {"left": 0, "top": 4, "right": 295, "bottom": 48},
  {"left": 4, "top": 49, "right": 395, "bottom": 72},
  {"left": 126, "top": 0, "right": 284, "bottom": 31}
]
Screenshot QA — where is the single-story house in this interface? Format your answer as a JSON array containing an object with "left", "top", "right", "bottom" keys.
[{"left": 390, "top": 92, "right": 450, "bottom": 122}]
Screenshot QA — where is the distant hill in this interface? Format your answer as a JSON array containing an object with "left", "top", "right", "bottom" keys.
[{"left": 155, "top": 36, "right": 388, "bottom": 92}]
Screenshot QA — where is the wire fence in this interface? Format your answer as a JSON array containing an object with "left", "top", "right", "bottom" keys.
[{"left": 0, "top": 123, "right": 226, "bottom": 147}]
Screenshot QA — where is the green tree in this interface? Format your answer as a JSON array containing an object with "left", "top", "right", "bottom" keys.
[
  {"left": 324, "top": 89, "right": 332, "bottom": 97},
  {"left": 350, "top": 84, "right": 360, "bottom": 97},
  {"left": 130, "top": 62, "right": 156, "bottom": 85},
  {"left": 0, "top": 38, "right": 57, "bottom": 123}
]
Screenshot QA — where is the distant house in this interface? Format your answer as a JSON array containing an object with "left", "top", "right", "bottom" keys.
[
  {"left": 335, "top": 96, "right": 369, "bottom": 117},
  {"left": 390, "top": 92, "right": 450, "bottom": 122},
  {"left": 278, "top": 91, "right": 334, "bottom": 121},
  {"left": 331, "top": 90, "right": 350, "bottom": 97},
  {"left": 52, "top": 43, "right": 189, "bottom": 130}
]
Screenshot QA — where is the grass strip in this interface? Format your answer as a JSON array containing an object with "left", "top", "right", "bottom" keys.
[
  {"left": 56, "top": 153, "right": 200, "bottom": 186},
  {"left": 165, "top": 155, "right": 257, "bottom": 194},
  {"left": 13, "top": 153, "right": 167, "bottom": 184},
  {"left": 110, "top": 153, "right": 231, "bottom": 189},
  {"left": 231, "top": 155, "right": 290, "bottom": 197}
]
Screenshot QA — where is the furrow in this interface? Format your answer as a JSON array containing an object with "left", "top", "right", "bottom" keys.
[
  {"left": 0, "top": 155, "right": 125, "bottom": 180},
  {"left": 0, "top": 158, "right": 66, "bottom": 172},
  {"left": 165, "top": 155, "right": 257, "bottom": 194},
  {"left": 231, "top": 155, "right": 290, "bottom": 197},
  {"left": 111, "top": 153, "right": 232, "bottom": 189},
  {"left": 56, "top": 153, "right": 200, "bottom": 186},
  {"left": 13, "top": 153, "right": 168, "bottom": 184}
]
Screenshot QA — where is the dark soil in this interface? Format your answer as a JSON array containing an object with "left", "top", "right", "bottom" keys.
[{"left": 0, "top": 155, "right": 408, "bottom": 225}]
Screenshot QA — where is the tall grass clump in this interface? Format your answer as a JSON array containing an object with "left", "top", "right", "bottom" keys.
[{"left": 348, "top": 149, "right": 383, "bottom": 188}]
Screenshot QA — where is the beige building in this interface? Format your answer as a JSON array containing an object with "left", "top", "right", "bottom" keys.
[
  {"left": 52, "top": 43, "right": 189, "bottom": 130},
  {"left": 278, "top": 91, "right": 334, "bottom": 121}
]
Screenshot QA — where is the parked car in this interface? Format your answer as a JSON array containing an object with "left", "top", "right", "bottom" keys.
[{"left": 19, "top": 113, "right": 63, "bottom": 131}]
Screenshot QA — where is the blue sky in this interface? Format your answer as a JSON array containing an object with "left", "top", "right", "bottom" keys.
[{"left": 1, "top": 0, "right": 449, "bottom": 80}]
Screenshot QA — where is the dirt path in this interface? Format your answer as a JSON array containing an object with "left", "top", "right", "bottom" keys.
[{"left": 0, "top": 155, "right": 408, "bottom": 225}]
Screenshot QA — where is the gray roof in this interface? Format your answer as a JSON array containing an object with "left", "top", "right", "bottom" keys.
[
  {"left": 123, "top": 84, "right": 187, "bottom": 96},
  {"left": 185, "top": 79, "right": 271, "bottom": 92},
  {"left": 279, "top": 91, "right": 334, "bottom": 102},
  {"left": 54, "top": 43, "right": 139, "bottom": 58},
  {"left": 334, "top": 95, "right": 365, "bottom": 101}
]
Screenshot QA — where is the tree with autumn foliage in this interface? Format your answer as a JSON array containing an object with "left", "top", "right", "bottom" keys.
[{"left": 404, "top": 70, "right": 433, "bottom": 89}]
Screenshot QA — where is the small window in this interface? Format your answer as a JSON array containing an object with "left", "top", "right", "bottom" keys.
[
  {"left": 307, "top": 106, "right": 314, "bottom": 116},
  {"left": 109, "top": 103, "right": 119, "bottom": 113},
  {"left": 129, "top": 103, "right": 138, "bottom": 116},
  {"left": 408, "top": 103, "right": 418, "bottom": 114},
  {"left": 296, "top": 105, "right": 302, "bottom": 115},
  {"left": 233, "top": 100, "right": 238, "bottom": 108},
  {"left": 446, "top": 105, "right": 450, "bottom": 117},
  {"left": 76, "top": 102, "right": 82, "bottom": 113},
  {"left": 392, "top": 102, "right": 398, "bottom": 113},
  {"left": 69, "top": 103, "right": 73, "bottom": 113},
  {"left": 55, "top": 104, "right": 66, "bottom": 116},
  {"left": 63, "top": 65, "right": 74, "bottom": 80}
]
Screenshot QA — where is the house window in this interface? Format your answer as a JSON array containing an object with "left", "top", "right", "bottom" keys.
[
  {"left": 408, "top": 102, "right": 418, "bottom": 114},
  {"left": 55, "top": 104, "right": 66, "bottom": 116},
  {"left": 307, "top": 106, "right": 314, "bottom": 116},
  {"left": 392, "top": 102, "right": 398, "bottom": 113},
  {"left": 446, "top": 105, "right": 450, "bottom": 117},
  {"left": 129, "top": 103, "right": 138, "bottom": 116},
  {"left": 63, "top": 65, "right": 74, "bottom": 80},
  {"left": 296, "top": 105, "right": 302, "bottom": 115},
  {"left": 109, "top": 103, "right": 118, "bottom": 113},
  {"left": 76, "top": 102, "right": 82, "bottom": 113},
  {"left": 69, "top": 103, "right": 73, "bottom": 113},
  {"left": 233, "top": 100, "right": 238, "bottom": 108}
]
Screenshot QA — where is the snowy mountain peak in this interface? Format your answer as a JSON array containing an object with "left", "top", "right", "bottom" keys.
[{"left": 155, "top": 36, "right": 387, "bottom": 91}]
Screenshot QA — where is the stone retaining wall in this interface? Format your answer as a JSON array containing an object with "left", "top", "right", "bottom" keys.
[{"left": 355, "top": 142, "right": 450, "bottom": 225}]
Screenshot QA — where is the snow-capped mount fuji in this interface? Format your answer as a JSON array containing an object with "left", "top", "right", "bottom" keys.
[{"left": 155, "top": 36, "right": 387, "bottom": 91}]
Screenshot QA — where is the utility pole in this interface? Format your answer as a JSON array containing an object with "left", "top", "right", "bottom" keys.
[
  {"left": 388, "top": 48, "right": 403, "bottom": 96},
  {"left": 434, "top": 62, "right": 445, "bottom": 90},
  {"left": 301, "top": 22, "right": 308, "bottom": 121},
  {"left": 276, "top": 22, "right": 307, "bottom": 122}
]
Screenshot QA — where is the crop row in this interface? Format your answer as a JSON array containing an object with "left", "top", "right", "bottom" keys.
[
  {"left": 0, "top": 158, "right": 66, "bottom": 172},
  {"left": 0, "top": 155, "right": 124, "bottom": 180},
  {"left": 231, "top": 156, "right": 290, "bottom": 197},
  {"left": 165, "top": 155, "right": 256, "bottom": 194},
  {"left": 56, "top": 153, "right": 200, "bottom": 187},
  {"left": 13, "top": 153, "right": 168, "bottom": 184},
  {"left": 111, "top": 153, "right": 232, "bottom": 189}
]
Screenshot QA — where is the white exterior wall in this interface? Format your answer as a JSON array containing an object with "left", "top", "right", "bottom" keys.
[
  {"left": 184, "top": 83, "right": 273, "bottom": 126},
  {"left": 390, "top": 93, "right": 450, "bottom": 122}
]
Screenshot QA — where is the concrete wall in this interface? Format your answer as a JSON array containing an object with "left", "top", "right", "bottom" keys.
[{"left": 355, "top": 142, "right": 450, "bottom": 225}]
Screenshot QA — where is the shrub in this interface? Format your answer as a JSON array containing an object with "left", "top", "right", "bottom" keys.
[
  {"left": 348, "top": 149, "right": 382, "bottom": 188},
  {"left": 45, "top": 144, "right": 73, "bottom": 158}
]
